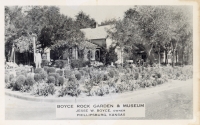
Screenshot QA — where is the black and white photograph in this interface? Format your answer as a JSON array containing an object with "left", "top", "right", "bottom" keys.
[{"left": 2, "top": 1, "right": 198, "bottom": 123}]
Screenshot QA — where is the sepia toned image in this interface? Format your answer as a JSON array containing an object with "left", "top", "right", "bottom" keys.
[{"left": 4, "top": 4, "right": 195, "bottom": 121}]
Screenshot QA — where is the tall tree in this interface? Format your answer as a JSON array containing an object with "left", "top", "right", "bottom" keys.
[
  {"left": 75, "top": 11, "right": 96, "bottom": 29},
  {"left": 107, "top": 6, "right": 192, "bottom": 66}
]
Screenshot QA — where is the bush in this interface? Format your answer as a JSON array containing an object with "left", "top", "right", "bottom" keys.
[
  {"left": 71, "top": 60, "right": 91, "bottom": 68},
  {"left": 58, "top": 76, "right": 65, "bottom": 86},
  {"left": 48, "top": 73, "right": 60, "bottom": 85},
  {"left": 156, "top": 72, "right": 162, "bottom": 78},
  {"left": 55, "top": 60, "right": 68, "bottom": 69},
  {"left": 108, "top": 70, "right": 115, "bottom": 78},
  {"left": 71, "top": 59, "right": 81, "bottom": 69},
  {"left": 82, "top": 61, "right": 91, "bottom": 67},
  {"left": 13, "top": 75, "right": 26, "bottom": 91},
  {"left": 24, "top": 76, "right": 35, "bottom": 86},
  {"left": 106, "top": 46, "right": 118, "bottom": 65},
  {"left": 5, "top": 74, "right": 9, "bottom": 83},
  {"left": 32, "top": 82, "right": 55, "bottom": 96},
  {"left": 56, "top": 69, "right": 63, "bottom": 76},
  {"left": 115, "top": 84, "right": 124, "bottom": 93},
  {"left": 9, "top": 74, "right": 15, "bottom": 81},
  {"left": 47, "top": 67, "right": 56, "bottom": 74},
  {"left": 90, "top": 71, "right": 103, "bottom": 85},
  {"left": 39, "top": 70, "right": 48, "bottom": 80},
  {"left": 10, "top": 78, "right": 16, "bottom": 88},
  {"left": 48, "top": 83, "right": 56, "bottom": 95},
  {"left": 64, "top": 69, "right": 72, "bottom": 79},
  {"left": 75, "top": 73, "right": 81, "bottom": 81},
  {"left": 103, "top": 73, "right": 109, "bottom": 81},
  {"left": 134, "top": 73, "right": 139, "bottom": 80},
  {"left": 21, "top": 70, "right": 28, "bottom": 77},
  {"left": 84, "top": 79, "right": 95, "bottom": 96},
  {"left": 34, "top": 73, "right": 42, "bottom": 83},
  {"left": 47, "top": 76, "right": 56, "bottom": 84},
  {"left": 58, "top": 78, "right": 81, "bottom": 97},
  {"left": 43, "top": 66, "right": 49, "bottom": 72},
  {"left": 79, "top": 70, "right": 85, "bottom": 76},
  {"left": 16, "top": 71, "right": 21, "bottom": 76},
  {"left": 34, "top": 68, "right": 43, "bottom": 73},
  {"left": 41, "top": 59, "right": 49, "bottom": 67}
]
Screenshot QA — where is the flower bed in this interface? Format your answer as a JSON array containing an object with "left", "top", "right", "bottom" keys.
[{"left": 5, "top": 65, "right": 193, "bottom": 98}]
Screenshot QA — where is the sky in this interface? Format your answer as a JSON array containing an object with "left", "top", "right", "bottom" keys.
[{"left": 59, "top": 6, "right": 136, "bottom": 24}]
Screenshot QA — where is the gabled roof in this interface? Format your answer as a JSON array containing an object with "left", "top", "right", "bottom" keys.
[{"left": 80, "top": 25, "right": 112, "bottom": 40}]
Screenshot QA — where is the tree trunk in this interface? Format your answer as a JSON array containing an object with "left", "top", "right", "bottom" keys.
[
  {"left": 158, "top": 51, "right": 160, "bottom": 68},
  {"left": 172, "top": 49, "right": 175, "bottom": 67},
  {"left": 143, "top": 44, "right": 154, "bottom": 64},
  {"left": 158, "top": 47, "right": 160, "bottom": 68},
  {"left": 165, "top": 50, "right": 168, "bottom": 65}
]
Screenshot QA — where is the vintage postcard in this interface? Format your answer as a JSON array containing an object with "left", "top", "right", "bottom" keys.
[{"left": 0, "top": 0, "right": 199, "bottom": 125}]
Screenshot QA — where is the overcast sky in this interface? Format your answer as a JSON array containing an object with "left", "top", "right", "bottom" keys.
[{"left": 59, "top": 6, "right": 135, "bottom": 24}]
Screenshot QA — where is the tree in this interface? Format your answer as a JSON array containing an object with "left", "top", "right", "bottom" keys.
[
  {"left": 107, "top": 6, "right": 192, "bottom": 66},
  {"left": 75, "top": 11, "right": 96, "bottom": 29},
  {"left": 38, "top": 25, "right": 54, "bottom": 52},
  {"left": 50, "top": 29, "right": 85, "bottom": 59},
  {"left": 5, "top": 6, "right": 29, "bottom": 61},
  {"left": 99, "top": 18, "right": 117, "bottom": 26},
  {"left": 106, "top": 46, "right": 118, "bottom": 65}
]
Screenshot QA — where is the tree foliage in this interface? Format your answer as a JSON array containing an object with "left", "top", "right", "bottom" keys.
[
  {"left": 107, "top": 6, "right": 192, "bottom": 65},
  {"left": 75, "top": 11, "right": 96, "bottom": 29}
]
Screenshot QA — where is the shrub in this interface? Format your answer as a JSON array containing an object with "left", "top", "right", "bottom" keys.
[
  {"left": 58, "top": 76, "right": 65, "bottom": 86},
  {"left": 79, "top": 70, "right": 85, "bottom": 76},
  {"left": 121, "top": 75, "right": 127, "bottom": 82},
  {"left": 56, "top": 69, "right": 63, "bottom": 76},
  {"left": 39, "top": 70, "right": 48, "bottom": 80},
  {"left": 108, "top": 70, "right": 115, "bottom": 78},
  {"left": 48, "top": 83, "right": 56, "bottom": 95},
  {"left": 82, "top": 61, "right": 91, "bottom": 67},
  {"left": 115, "top": 84, "right": 124, "bottom": 93},
  {"left": 98, "top": 84, "right": 109, "bottom": 96},
  {"left": 71, "top": 59, "right": 91, "bottom": 68},
  {"left": 134, "top": 73, "right": 139, "bottom": 80},
  {"left": 156, "top": 72, "right": 162, "bottom": 78},
  {"left": 82, "top": 67, "right": 90, "bottom": 73},
  {"left": 32, "top": 82, "right": 55, "bottom": 96},
  {"left": 16, "top": 71, "right": 21, "bottom": 76},
  {"left": 21, "top": 70, "right": 28, "bottom": 77},
  {"left": 10, "top": 78, "right": 16, "bottom": 88},
  {"left": 55, "top": 60, "right": 68, "bottom": 69},
  {"left": 84, "top": 79, "right": 95, "bottom": 96},
  {"left": 58, "top": 78, "right": 81, "bottom": 97},
  {"left": 90, "top": 72, "right": 103, "bottom": 85},
  {"left": 49, "top": 73, "right": 60, "bottom": 85},
  {"left": 13, "top": 75, "right": 26, "bottom": 91},
  {"left": 103, "top": 73, "right": 109, "bottom": 81},
  {"left": 106, "top": 46, "right": 118, "bottom": 65},
  {"left": 34, "top": 68, "right": 43, "bottom": 73},
  {"left": 43, "top": 66, "right": 49, "bottom": 72},
  {"left": 71, "top": 59, "right": 81, "bottom": 69},
  {"left": 34, "top": 73, "right": 42, "bottom": 83},
  {"left": 75, "top": 73, "right": 81, "bottom": 81},
  {"left": 47, "top": 76, "right": 56, "bottom": 84},
  {"left": 41, "top": 59, "right": 49, "bottom": 67},
  {"left": 64, "top": 69, "right": 72, "bottom": 79},
  {"left": 24, "top": 75, "right": 35, "bottom": 86},
  {"left": 47, "top": 67, "right": 56, "bottom": 74},
  {"left": 9, "top": 74, "right": 15, "bottom": 81},
  {"left": 5, "top": 74, "right": 9, "bottom": 83}
]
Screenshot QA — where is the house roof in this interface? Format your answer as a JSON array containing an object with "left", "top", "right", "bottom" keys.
[{"left": 80, "top": 25, "right": 112, "bottom": 40}]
